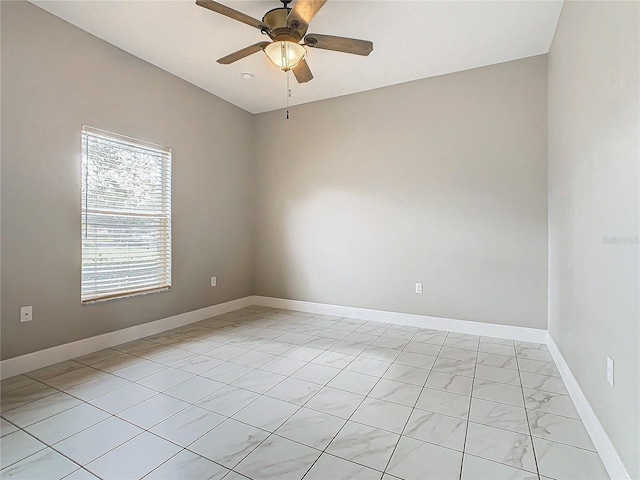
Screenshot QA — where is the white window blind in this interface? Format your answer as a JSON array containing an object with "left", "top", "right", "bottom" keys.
[{"left": 81, "top": 126, "right": 171, "bottom": 303}]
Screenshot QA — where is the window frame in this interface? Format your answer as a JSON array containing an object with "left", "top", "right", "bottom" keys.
[{"left": 81, "top": 125, "right": 172, "bottom": 304}]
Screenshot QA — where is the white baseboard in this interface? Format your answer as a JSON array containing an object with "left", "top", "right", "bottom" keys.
[
  {"left": 0, "top": 296, "right": 253, "bottom": 380},
  {"left": 253, "top": 296, "right": 547, "bottom": 343},
  {"left": 547, "top": 334, "right": 631, "bottom": 480},
  {"left": 0, "top": 295, "right": 547, "bottom": 380},
  {"left": 2, "top": 293, "right": 628, "bottom": 478}
]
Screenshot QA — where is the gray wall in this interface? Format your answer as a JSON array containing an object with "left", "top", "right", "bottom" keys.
[
  {"left": 1, "top": 3, "right": 550, "bottom": 362},
  {"left": 254, "top": 56, "right": 548, "bottom": 329},
  {"left": 1, "top": 1, "right": 255, "bottom": 359},
  {"left": 548, "top": 2, "right": 639, "bottom": 477}
]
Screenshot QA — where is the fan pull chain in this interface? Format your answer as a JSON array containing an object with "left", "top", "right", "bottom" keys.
[{"left": 286, "top": 69, "right": 291, "bottom": 120}]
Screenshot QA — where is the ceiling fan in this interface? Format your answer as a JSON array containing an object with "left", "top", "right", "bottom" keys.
[{"left": 196, "top": 0, "right": 374, "bottom": 83}]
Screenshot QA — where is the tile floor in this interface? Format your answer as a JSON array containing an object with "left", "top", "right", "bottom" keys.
[{"left": 0, "top": 306, "right": 609, "bottom": 480}]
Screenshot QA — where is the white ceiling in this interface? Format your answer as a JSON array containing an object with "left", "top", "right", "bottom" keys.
[{"left": 30, "top": 0, "right": 563, "bottom": 114}]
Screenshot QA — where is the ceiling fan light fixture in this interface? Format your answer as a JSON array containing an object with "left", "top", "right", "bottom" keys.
[{"left": 264, "top": 41, "right": 306, "bottom": 71}]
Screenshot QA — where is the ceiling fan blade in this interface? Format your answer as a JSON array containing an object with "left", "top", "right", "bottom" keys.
[
  {"left": 304, "top": 33, "right": 373, "bottom": 56},
  {"left": 292, "top": 58, "right": 313, "bottom": 83},
  {"left": 287, "top": 0, "right": 327, "bottom": 29},
  {"left": 196, "top": 0, "right": 268, "bottom": 31},
  {"left": 217, "top": 42, "right": 271, "bottom": 65}
]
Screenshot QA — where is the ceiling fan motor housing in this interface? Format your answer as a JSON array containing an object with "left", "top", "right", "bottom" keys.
[{"left": 263, "top": 7, "right": 306, "bottom": 42}]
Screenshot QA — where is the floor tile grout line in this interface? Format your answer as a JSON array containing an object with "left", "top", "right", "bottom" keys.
[
  {"left": 458, "top": 335, "right": 481, "bottom": 480},
  {"left": 1, "top": 381, "right": 65, "bottom": 414},
  {"left": 1, "top": 368, "right": 172, "bottom": 470},
  {"left": 0, "top": 429, "right": 48, "bottom": 470},
  {"left": 140, "top": 443, "right": 224, "bottom": 480},
  {"left": 0, "top": 425, "right": 86, "bottom": 475},
  {"left": 9, "top": 391, "right": 190, "bottom": 474},
  {"left": 515, "top": 350, "right": 542, "bottom": 479},
  {"left": 65, "top": 429, "right": 152, "bottom": 478}
]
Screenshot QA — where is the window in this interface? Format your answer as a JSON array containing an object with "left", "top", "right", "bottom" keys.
[{"left": 81, "top": 126, "right": 171, "bottom": 303}]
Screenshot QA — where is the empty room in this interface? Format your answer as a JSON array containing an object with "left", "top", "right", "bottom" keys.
[{"left": 1, "top": 0, "right": 638, "bottom": 479}]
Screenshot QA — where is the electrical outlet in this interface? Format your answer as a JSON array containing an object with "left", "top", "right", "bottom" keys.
[
  {"left": 415, "top": 283, "right": 423, "bottom": 294},
  {"left": 211, "top": 276, "right": 217, "bottom": 287},
  {"left": 20, "top": 306, "right": 33, "bottom": 323},
  {"left": 606, "top": 356, "right": 614, "bottom": 386}
]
